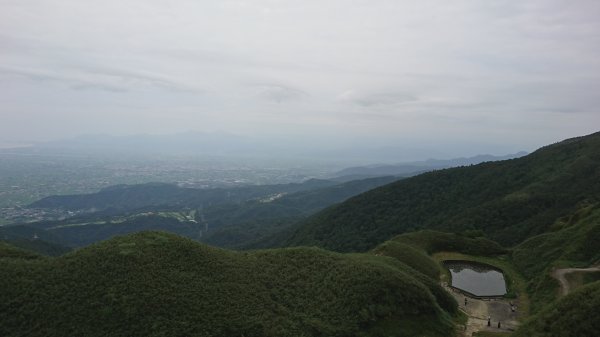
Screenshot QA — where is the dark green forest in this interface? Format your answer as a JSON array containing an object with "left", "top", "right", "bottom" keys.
[{"left": 274, "top": 132, "right": 600, "bottom": 252}]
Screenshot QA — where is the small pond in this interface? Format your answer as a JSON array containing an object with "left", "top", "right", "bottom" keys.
[{"left": 445, "top": 261, "right": 507, "bottom": 297}]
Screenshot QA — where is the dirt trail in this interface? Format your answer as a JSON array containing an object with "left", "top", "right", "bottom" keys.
[
  {"left": 443, "top": 283, "right": 519, "bottom": 337},
  {"left": 551, "top": 266, "right": 600, "bottom": 296}
]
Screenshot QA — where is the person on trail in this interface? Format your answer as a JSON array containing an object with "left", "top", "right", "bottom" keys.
[
  {"left": 464, "top": 297, "right": 467, "bottom": 306},
  {"left": 488, "top": 316, "right": 491, "bottom": 326},
  {"left": 498, "top": 321, "right": 501, "bottom": 329}
]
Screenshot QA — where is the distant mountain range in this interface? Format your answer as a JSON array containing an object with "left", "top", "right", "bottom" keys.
[
  {"left": 333, "top": 151, "right": 528, "bottom": 179},
  {"left": 5, "top": 131, "right": 526, "bottom": 165}
]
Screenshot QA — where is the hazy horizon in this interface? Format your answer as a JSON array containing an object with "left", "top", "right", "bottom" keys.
[
  {"left": 2, "top": 0, "right": 600, "bottom": 157},
  {"left": 0, "top": 129, "right": 537, "bottom": 164}
]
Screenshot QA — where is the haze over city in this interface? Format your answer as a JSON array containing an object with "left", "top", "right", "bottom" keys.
[{"left": 2, "top": 0, "right": 599, "bottom": 158}]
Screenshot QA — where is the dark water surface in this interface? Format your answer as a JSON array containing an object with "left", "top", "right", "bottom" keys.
[{"left": 446, "top": 261, "right": 507, "bottom": 296}]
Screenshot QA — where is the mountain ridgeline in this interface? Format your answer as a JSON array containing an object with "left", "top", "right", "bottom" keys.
[{"left": 273, "top": 132, "right": 600, "bottom": 252}]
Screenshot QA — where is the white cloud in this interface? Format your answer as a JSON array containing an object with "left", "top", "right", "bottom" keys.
[{"left": 0, "top": 0, "right": 599, "bottom": 153}]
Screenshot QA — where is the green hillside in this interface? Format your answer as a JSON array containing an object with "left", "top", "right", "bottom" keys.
[
  {"left": 277, "top": 132, "right": 600, "bottom": 252},
  {"left": 511, "top": 203, "right": 600, "bottom": 313},
  {"left": 372, "top": 240, "right": 441, "bottom": 279},
  {"left": 371, "top": 230, "right": 505, "bottom": 280},
  {"left": 0, "top": 231, "right": 458, "bottom": 337},
  {"left": 387, "top": 230, "right": 507, "bottom": 256},
  {"left": 513, "top": 281, "right": 600, "bottom": 337},
  {"left": 198, "top": 176, "right": 399, "bottom": 247}
]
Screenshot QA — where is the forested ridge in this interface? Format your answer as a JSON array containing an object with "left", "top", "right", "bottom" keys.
[{"left": 275, "top": 132, "right": 600, "bottom": 252}]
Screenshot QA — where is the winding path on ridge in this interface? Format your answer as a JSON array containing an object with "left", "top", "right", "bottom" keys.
[{"left": 551, "top": 266, "right": 600, "bottom": 296}]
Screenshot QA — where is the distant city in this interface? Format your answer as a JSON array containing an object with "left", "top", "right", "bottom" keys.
[{"left": 0, "top": 147, "right": 331, "bottom": 225}]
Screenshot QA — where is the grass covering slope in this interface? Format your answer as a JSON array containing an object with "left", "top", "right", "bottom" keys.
[
  {"left": 0, "top": 231, "right": 457, "bottom": 337},
  {"left": 361, "top": 230, "right": 505, "bottom": 286},
  {"left": 368, "top": 230, "right": 509, "bottom": 316},
  {"left": 372, "top": 240, "right": 441, "bottom": 279},
  {"left": 277, "top": 132, "right": 600, "bottom": 252},
  {"left": 356, "top": 250, "right": 458, "bottom": 318},
  {"left": 511, "top": 203, "right": 600, "bottom": 313},
  {"left": 513, "top": 281, "right": 600, "bottom": 337},
  {"left": 389, "top": 230, "right": 507, "bottom": 256}
]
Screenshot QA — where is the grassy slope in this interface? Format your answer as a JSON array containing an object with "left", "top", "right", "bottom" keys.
[
  {"left": 462, "top": 205, "right": 600, "bottom": 336},
  {"left": 372, "top": 241, "right": 441, "bottom": 279},
  {"left": 388, "top": 230, "right": 507, "bottom": 256},
  {"left": 277, "top": 132, "right": 600, "bottom": 252},
  {"left": 0, "top": 231, "right": 456, "bottom": 337},
  {"left": 513, "top": 281, "right": 600, "bottom": 337},
  {"left": 511, "top": 204, "right": 600, "bottom": 313},
  {"left": 369, "top": 231, "right": 514, "bottom": 318},
  {"left": 369, "top": 206, "right": 600, "bottom": 337}
]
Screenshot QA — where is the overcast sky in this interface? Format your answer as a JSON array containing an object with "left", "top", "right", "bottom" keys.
[{"left": 1, "top": 0, "right": 599, "bottom": 156}]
